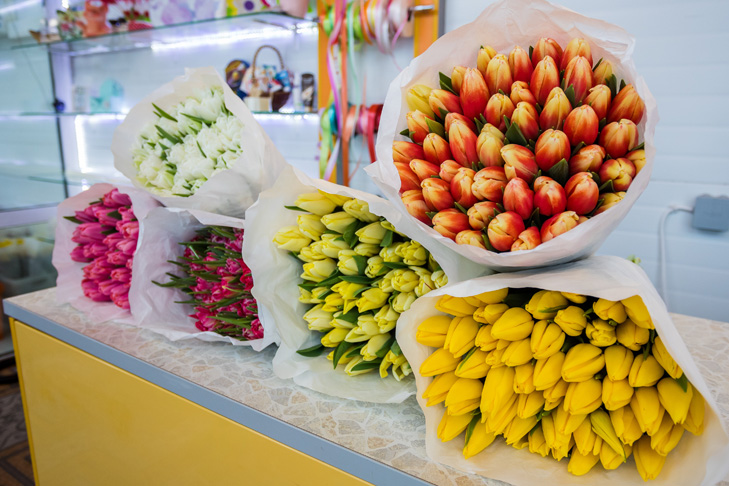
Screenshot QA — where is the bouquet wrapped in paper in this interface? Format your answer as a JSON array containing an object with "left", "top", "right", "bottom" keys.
[
  {"left": 397, "top": 256, "right": 729, "bottom": 485},
  {"left": 367, "top": 0, "right": 657, "bottom": 272},
  {"left": 112, "top": 66, "right": 288, "bottom": 217}
]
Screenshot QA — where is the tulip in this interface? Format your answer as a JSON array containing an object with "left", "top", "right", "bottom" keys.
[
  {"left": 567, "top": 449, "right": 600, "bottom": 476},
  {"left": 485, "top": 395, "right": 519, "bottom": 435},
  {"left": 321, "top": 327, "right": 349, "bottom": 347},
  {"left": 422, "top": 133, "right": 452, "bottom": 166},
  {"left": 531, "top": 37, "right": 563, "bottom": 66},
  {"left": 445, "top": 378, "right": 483, "bottom": 415},
  {"left": 550, "top": 306, "right": 586, "bottom": 337},
  {"left": 584, "top": 84, "right": 612, "bottom": 120},
  {"left": 622, "top": 150, "right": 646, "bottom": 178},
  {"left": 501, "top": 144, "right": 538, "bottom": 184},
  {"left": 510, "top": 101, "right": 539, "bottom": 141},
  {"left": 487, "top": 211, "right": 525, "bottom": 252},
  {"left": 475, "top": 324, "right": 498, "bottom": 351},
  {"left": 421, "top": 178, "right": 454, "bottom": 212},
  {"left": 533, "top": 129, "right": 570, "bottom": 172},
  {"left": 450, "top": 167, "right": 478, "bottom": 208},
  {"left": 511, "top": 226, "right": 541, "bottom": 251},
  {"left": 512, "top": 362, "right": 535, "bottom": 394},
  {"left": 273, "top": 226, "right": 312, "bottom": 252},
  {"left": 355, "top": 222, "right": 387, "bottom": 245},
  {"left": 561, "top": 38, "right": 592, "bottom": 70},
  {"left": 485, "top": 53, "right": 512, "bottom": 96},
  {"left": 517, "top": 390, "right": 545, "bottom": 419},
  {"left": 684, "top": 389, "right": 706, "bottom": 435},
  {"left": 585, "top": 318, "right": 617, "bottom": 347},
  {"left": 601, "top": 377, "right": 634, "bottom": 411},
  {"left": 592, "top": 300, "right": 626, "bottom": 326},
  {"left": 481, "top": 366, "right": 516, "bottom": 415},
  {"left": 608, "top": 84, "right": 645, "bottom": 125},
  {"left": 631, "top": 386, "right": 666, "bottom": 435},
  {"left": 431, "top": 208, "right": 469, "bottom": 240},
  {"left": 484, "top": 93, "right": 514, "bottom": 132},
  {"left": 429, "top": 89, "right": 462, "bottom": 117},
  {"left": 591, "top": 409, "right": 627, "bottom": 458},
  {"left": 445, "top": 316, "right": 479, "bottom": 357},
  {"left": 449, "top": 120, "right": 479, "bottom": 167},
  {"left": 474, "top": 305, "right": 508, "bottom": 328},
  {"left": 408, "top": 159, "right": 440, "bottom": 182},
  {"left": 634, "top": 435, "right": 666, "bottom": 481},
  {"left": 437, "top": 411, "right": 472, "bottom": 442},
  {"left": 356, "top": 288, "right": 389, "bottom": 313},
  {"left": 600, "top": 442, "right": 632, "bottom": 470},
  {"left": 393, "top": 291, "right": 417, "bottom": 314},
  {"left": 563, "top": 104, "right": 599, "bottom": 146},
  {"left": 553, "top": 402, "right": 587, "bottom": 436},
  {"left": 406, "top": 110, "right": 432, "bottom": 144},
  {"left": 472, "top": 167, "right": 508, "bottom": 202},
  {"left": 603, "top": 345, "right": 633, "bottom": 382},
  {"left": 531, "top": 320, "right": 565, "bottom": 359},
  {"left": 505, "top": 45, "right": 533, "bottom": 83},
  {"left": 657, "top": 377, "right": 693, "bottom": 424},
  {"left": 296, "top": 213, "right": 326, "bottom": 240},
  {"left": 295, "top": 192, "right": 338, "bottom": 215},
  {"left": 490, "top": 307, "right": 533, "bottom": 341},
  {"left": 393, "top": 141, "right": 425, "bottom": 164},
  {"left": 651, "top": 414, "right": 685, "bottom": 457},
  {"left": 450, "top": 66, "right": 467, "bottom": 94},
  {"left": 530, "top": 55, "right": 560, "bottom": 106},
  {"left": 533, "top": 176, "right": 566, "bottom": 217},
  {"left": 344, "top": 199, "right": 379, "bottom": 223},
  {"left": 456, "top": 348, "right": 490, "bottom": 379},
  {"left": 564, "top": 172, "right": 599, "bottom": 215},
  {"left": 610, "top": 405, "right": 643, "bottom": 446},
  {"left": 540, "top": 211, "right": 580, "bottom": 243},
  {"left": 460, "top": 68, "right": 490, "bottom": 120},
  {"left": 533, "top": 352, "right": 565, "bottom": 391},
  {"left": 593, "top": 192, "right": 624, "bottom": 216},
  {"left": 467, "top": 201, "right": 501, "bottom": 230},
  {"left": 537, "top": 87, "right": 570, "bottom": 131},
  {"left": 503, "top": 178, "right": 534, "bottom": 220},
  {"left": 504, "top": 414, "right": 539, "bottom": 447},
  {"left": 526, "top": 290, "right": 568, "bottom": 320},
  {"left": 444, "top": 112, "right": 477, "bottom": 134},
  {"left": 592, "top": 59, "right": 614, "bottom": 86},
  {"left": 359, "top": 333, "right": 393, "bottom": 361},
  {"left": 563, "top": 56, "right": 593, "bottom": 103},
  {"left": 407, "top": 84, "right": 435, "bottom": 118},
  {"left": 485, "top": 344, "right": 507, "bottom": 367},
  {"left": 463, "top": 420, "right": 497, "bottom": 459},
  {"left": 374, "top": 304, "right": 399, "bottom": 333},
  {"left": 573, "top": 417, "right": 602, "bottom": 456},
  {"left": 562, "top": 343, "right": 605, "bottom": 382},
  {"left": 509, "top": 80, "right": 537, "bottom": 105},
  {"left": 320, "top": 212, "right": 356, "bottom": 235},
  {"left": 422, "top": 371, "right": 459, "bottom": 406},
  {"left": 438, "top": 160, "right": 462, "bottom": 183},
  {"left": 542, "top": 379, "right": 567, "bottom": 410},
  {"left": 616, "top": 319, "right": 650, "bottom": 352},
  {"left": 400, "top": 190, "right": 430, "bottom": 225},
  {"left": 629, "top": 355, "right": 665, "bottom": 388},
  {"left": 420, "top": 347, "right": 460, "bottom": 377},
  {"left": 435, "top": 295, "right": 478, "bottom": 317},
  {"left": 603, "top": 121, "right": 640, "bottom": 161},
  {"left": 477, "top": 45, "right": 498, "bottom": 76},
  {"left": 568, "top": 144, "right": 605, "bottom": 176},
  {"left": 501, "top": 338, "right": 533, "bottom": 367},
  {"left": 621, "top": 295, "right": 654, "bottom": 329},
  {"left": 455, "top": 230, "right": 487, "bottom": 249},
  {"left": 72, "top": 222, "right": 107, "bottom": 244},
  {"left": 395, "top": 161, "right": 422, "bottom": 193},
  {"left": 652, "top": 336, "right": 682, "bottom": 379},
  {"left": 319, "top": 234, "right": 351, "bottom": 258},
  {"left": 600, "top": 157, "right": 637, "bottom": 192},
  {"left": 564, "top": 379, "right": 603, "bottom": 415},
  {"left": 528, "top": 426, "right": 549, "bottom": 457}
]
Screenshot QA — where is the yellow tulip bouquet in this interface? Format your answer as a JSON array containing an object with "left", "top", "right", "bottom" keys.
[{"left": 396, "top": 257, "right": 727, "bottom": 484}]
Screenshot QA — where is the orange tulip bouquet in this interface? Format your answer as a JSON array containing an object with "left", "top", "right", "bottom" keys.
[{"left": 368, "top": 0, "right": 657, "bottom": 271}]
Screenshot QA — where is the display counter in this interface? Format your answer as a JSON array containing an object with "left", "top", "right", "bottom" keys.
[{"left": 6, "top": 288, "right": 729, "bottom": 486}]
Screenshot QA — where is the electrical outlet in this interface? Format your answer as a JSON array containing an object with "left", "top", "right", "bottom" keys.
[{"left": 692, "top": 195, "right": 729, "bottom": 232}]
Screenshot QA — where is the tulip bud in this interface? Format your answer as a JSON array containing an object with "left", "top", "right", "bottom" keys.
[
  {"left": 475, "top": 324, "right": 498, "bottom": 351},
  {"left": 540, "top": 211, "right": 580, "bottom": 243},
  {"left": 456, "top": 348, "right": 490, "bottom": 379},
  {"left": 421, "top": 178, "right": 455, "bottom": 212},
  {"left": 600, "top": 120, "right": 639, "bottom": 159},
  {"left": 393, "top": 141, "right": 425, "bottom": 164},
  {"left": 445, "top": 377, "right": 483, "bottom": 415},
  {"left": 610, "top": 405, "right": 643, "bottom": 447},
  {"left": 621, "top": 295, "right": 654, "bottom": 329},
  {"left": 406, "top": 110, "right": 432, "bottom": 144},
  {"left": 407, "top": 83, "right": 435, "bottom": 117},
  {"left": 601, "top": 157, "right": 637, "bottom": 192},
  {"left": 432, "top": 162, "right": 457, "bottom": 185},
  {"left": 564, "top": 172, "right": 599, "bottom": 215},
  {"left": 511, "top": 362, "right": 535, "bottom": 394},
  {"left": 517, "top": 390, "right": 546, "bottom": 419},
  {"left": 432, "top": 208, "right": 469, "bottom": 240},
  {"left": 472, "top": 167, "right": 508, "bottom": 202},
  {"left": 501, "top": 144, "right": 538, "bottom": 184},
  {"left": 657, "top": 377, "right": 693, "bottom": 424},
  {"left": 450, "top": 66, "right": 467, "bottom": 95},
  {"left": 624, "top": 148, "right": 646, "bottom": 174},
  {"left": 592, "top": 59, "right": 614, "bottom": 86},
  {"left": 503, "top": 178, "right": 534, "bottom": 220},
  {"left": 525, "top": 290, "right": 568, "bottom": 320},
  {"left": 563, "top": 343, "right": 605, "bottom": 382},
  {"left": 531, "top": 320, "right": 565, "bottom": 359},
  {"left": 528, "top": 426, "right": 549, "bottom": 457},
  {"left": 591, "top": 409, "right": 627, "bottom": 458},
  {"left": 602, "top": 345, "right": 633, "bottom": 382},
  {"left": 563, "top": 378, "right": 603, "bottom": 415},
  {"left": 490, "top": 307, "right": 533, "bottom": 341},
  {"left": 451, "top": 167, "right": 478, "bottom": 208},
  {"left": 684, "top": 389, "right": 706, "bottom": 435},
  {"left": 445, "top": 316, "right": 480, "bottom": 357},
  {"left": 510, "top": 101, "right": 540, "bottom": 141},
  {"left": 563, "top": 56, "right": 593, "bottom": 103},
  {"left": 600, "top": 441, "right": 632, "bottom": 470},
  {"left": 504, "top": 414, "right": 539, "bottom": 447},
  {"left": 422, "top": 371, "right": 459, "bottom": 406},
  {"left": 487, "top": 211, "right": 526, "bottom": 252},
  {"left": 474, "top": 304, "right": 508, "bottom": 327},
  {"left": 634, "top": 434, "right": 666, "bottom": 481},
  {"left": 355, "top": 222, "right": 387, "bottom": 245},
  {"left": 561, "top": 38, "right": 592, "bottom": 70},
  {"left": 485, "top": 54, "right": 513, "bottom": 96},
  {"left": 435, "top": 295, "right": 478, "bottom": 317},
  {"left": 460, "top": 68, "right": 490, "bottom": 120},
  {"left": 563, "top": 104, "right": 599, "bottom": 146},
  {"left": 481, "top": 366, "right": 516, "bottom": 415},
  {"left": 568, "top": 144, "right": 605, "bottom": 175},
  {"left": 455, "top": 230, "right": 487, "bottom": 249},
  {"left": 651, "top": 414, "right": 685, "bottom": 457},
  {"left": 321, "top": 327, "right": 349, "bottom": 347},
  {"left": 585, "top": 318, "right": 617, "bottom": 347},
  {"left": 472, "top": 289, "right": 508, "bottom": 305},
  {"left": 530, "top": 55, "right": 560, "bottom": 106},
  {"left": 593, "top": 192, "right": 624, "bottom": 216},
  {"left": 534, "top": 129, "right": 570, "bottom": 171},
  {"left": 420, "top": 347, "right": 460, "bottom": 377},
  {"left": 273, "top": 225, "right": 312, "bottom": 252},
  {"left": 408, "top": 158, "right": 440, "bottom": 182},
  {"left": 437, "top": 411, "right": 473, "bottom": 442},
  {"left": 584, "top": 84, "right": 612, "bottom": 120},
  {"left": 484, "top": 93, "right": 515, "bottom": 132},
  {"left": 573, "top": 416, "right": 603, "bottom": 457},
  {"left": 631, "top": 386, "right": 666, "bottom": 435},
  {"left": 602, "top": 376, "right": 634, "bottom": 411},
  {"left": 400, "top": 190, "right": 430, "bottom": 225},
  {"left": 592, "top": 298, "right": 627, "bottom": 323},
  {"left": 533, "top": 176, "right": 566, "bottom": 216},
  {"left": 511, "top": 226, "right": 541, "bottom": 251},
  {"left": 477, "top": 45, "right": 498, "bottom": 77},
  {"left": 532, "top": 37, "right": 563, "bottom": 66},
  {"left": 449, "top": 120, "right": 479, "bottom": 167},
  {"left": 444, "top": 112, "right": 477, "bottom": 134},
  {"left": 485, "top": 394, "right": 519, "bottom": 435},
  {"left": 616, "top": 319, "right": 650, "bottom": 352},
  {"left": 395, "top": 162, "right": 421, "bottom": 193},
  {"left": 567, "top": 449, "right": 600, "bottom": 476},
  {"left": 429, "top": 89, "right": 463, "bottom": 118},
  {"left": 467, "top": 201, "right": 501, "bottom": 230},
  {"left": 509, "top": 80, "right": 536, "bottom": 106},
  {"left": 652, "top": 336, "right": 682, "bottom": 379},
  {"left": 533, "top": 352, "right": 565, "bottom": 391},
  {"left": 553, "top": 305, "right": 588, "bottom": 336},
  {"left": 463, "top": 420, "right": 497, "bottom": 459},
  {"left": 553, "top": 401, "right": 588, "bottom": 437},
  {"left": 608, "top": 84, "right": 645, "bottom": 125},
  {"left": 502, "top": 338, "right": 533, "bottom": 367},
  {"left": 543, "top": 379, "right": 569, "bottom": 412},
  {"left": 506, "top": 46, "right": 532, "bottom": 83},
  {"left": 415, "top": 314, "right": 451, "bottom": 349}
]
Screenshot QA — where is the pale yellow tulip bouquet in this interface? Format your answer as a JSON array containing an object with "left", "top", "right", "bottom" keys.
[{"left": 272, "top": 190, "right": 448, "bottom": 381}]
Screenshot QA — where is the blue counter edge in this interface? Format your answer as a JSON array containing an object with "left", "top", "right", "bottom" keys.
[{"left": 5, "top": 300, "right": 431, "bottom": 486}]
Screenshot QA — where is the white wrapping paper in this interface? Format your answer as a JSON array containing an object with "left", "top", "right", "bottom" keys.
[
  {"left": 128, "top": 207, "right": 278, "bottom": 351},
  {"left": 112, "top": 66, "right": 288, "bottom": 218},
  {"left": 243, "top": 164, "right": 484, "bottom": 403},
  {"left": 366, "top": 0, "right": 658, "bottom": 273},
  {"left": 397, "top": 256, "right": 729, "bottom": 486},
  {"left": 52, "top": 183, "right": 161, "bottom": 323}
]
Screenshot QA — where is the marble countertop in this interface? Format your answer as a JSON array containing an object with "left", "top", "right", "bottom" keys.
[{"left": 6, "top": 288, "right": 729, "bottom": 486}]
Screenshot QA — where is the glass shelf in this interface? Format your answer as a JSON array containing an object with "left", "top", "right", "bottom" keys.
[
  {"left": 0, "top": 110, "right": 319, "bottom": 119},
  {"left": 11, "top": 11, "right": 317, "bottom": 56}
]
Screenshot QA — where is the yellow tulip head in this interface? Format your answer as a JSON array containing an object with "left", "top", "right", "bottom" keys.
[
  {"left": 652, "top": 336, "right": 683, "bottom": 379},
  {"left": 628, "top": 355, "right": 665, "bottom": 387},
  {"left": 657, "top": 377, "right": 693, "bottom": 424},
  {"left": 609, "top": 405, "right": 643, "bottom": 447},
  {"left": 604, "top": 344, "right": 634, "bottom": 381},
  {"left": 491, "top": 307, "right": 534, "bottom": 341},
  {"left": 273, "top": 225, "right": 312, "bottom": 252},
  {"left": 504, "top": 415, "right": 539, "bottom": 446},
  {"left": 621, "top": 294, "right": 654, "bottom": 329},
  {"left": 553, "top": 305, "right": 588, "bottom": 336},
  {"left": 463, "top": 419, "right": 496, "bottom": 459},
  {"left": 517, "top": 390, "right": 545, "bottom": 419},
  {"left": 501, "top": 338, "right": 533, "bottom": 367},
  {"left": 422, "top": 371, "right": 459, "bottom": 407},
  {"left": 600, "top": 441, "right": 632, "bottom": 470},
  {"left": 294, "top": 192, "right": 338, "bottom": 215},
  {"left": 634, "top": 434, "right": 667, "bottom": 481},
  {"left": 615, "top": 319, "right": 650, "bottom": 351},
  {"left": 683, "top": 388, "right": 706, "bottom": 435},
  {"left": 602, "top": 377, "right": 634, "bottom": 411},
  {"left": 455, "top": 348, "right": 490, "bottom": 379},
  {"left": 533, "top": 352, "right": 566, "bottom": 391},
  {"left": 473, "top": 303, "right": 510, "bottom": 325},
  {"left": 513, "top": 362, "right": 536, "bottom": 394},
  {"left": 435, "top": 295, "right": 479, "bottom": 317},
  {"left": 437, "top": 411, "right": 473, "bottom": 442},
  {"left": 420, "top": 348, "right": 460, "bottom": 377},
  {"left": 592, "top": 298, "right": 627, "bottom": 324},
  {"left": 481, "top": 366, "right": 516, "bottom": 416},
  {"left": 528, "top": 426, "right": 550, "bottom": 457},
  {"left": 564, "top": 378, "right": 603, "bottom": 415},
  {"left": 445, "top": 316, "right": 480, "bottom": 357},
  {"left": 474, "top": 324, "right": 498, "bottom": 351},
  {"left": 562, "top": 343, "right": 605, "bottom": 382},
  {"left": 445, "top": 378, "right": 483, "bottom": 415},
  {"left": 630, "top": 386, "right": 665, "bottom": 435},
  {"left": 473, "top": 288, "right": 509, "bottom": 304},
  {"left": 650, "top": 413, "right": 685, "bottom": 456},
  {"left": 525, "top": 290, "right": 569, "bottom": 319},
  {"left": 567, "top": 449, "right": 600, "bottom": 476},
  {"left": 585, "top": 318, "right": 617, "bottom": 347},
  {"left": 530, "top": 320, "right": 565, "bottom": 359}
]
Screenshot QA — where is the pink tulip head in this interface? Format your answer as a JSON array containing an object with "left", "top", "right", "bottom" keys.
[{"left": 103, "top": 188, "right": 132, "bottom": 208}]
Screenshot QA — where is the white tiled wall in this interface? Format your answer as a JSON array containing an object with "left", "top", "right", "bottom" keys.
[{"left": 443, "top": 0, "right": 729, "bottom": 321}]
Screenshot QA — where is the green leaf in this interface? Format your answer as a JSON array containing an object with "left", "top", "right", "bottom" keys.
[
  {"left": 535, "top": 103, "right": 542, "bottom": 115},
  {"left": 527, "top": 207, "right": 542, "bottom": 229},
  {"left": 439, "top": 72, "right": 457, "bottom": 95},
  {"left": 338, "top": 308, "right": 360, "bottom": 324},
  {"left": 676, "top": 373, "right": 689, "bottom": 393},
  {"left": 528, "top": 45, "right": 534, "bottom": 59},
  {"left": 344, "top": 343, "right": 366, "bottom": 359},
  {"left": 399, "top": 128, "right": 410, "bottom": 138},
  {"left": 376, "top": 336, "right": 397, "bottom": 358},
  {"left": 592, "top": 57, "right": 603, "bottom": 72},
  {"left": 438, "top": 108, "right": 450, "bottom": 122},
  {"left": 457, "top": 347, "right": 478, "bottom": 371},
  {"left": 598, "top": 179, "right": 614, "bottom": 194},
  {"left": 503, "top": 115, "right": 511, "bottom": 130},
  {"left": 352, "top": 255, "right": 368, "bottom": 275},
  {"left": 425, "top": 211, "right": 437, "bottom": 220},
  {"left": 382, "top": 261, "right": 409, "bottom": 269},
  {"left": 498, "top": 89, "right": 506, "bottom": 96},
  {"left": 547, "top": 158, "right": 569, "bottom": 186},
  {"left": 107, "top": 210, "right": 122, "bottom": 220},
  {"left": 598, "top": 117, "right": 607, "bottom": 131},
  {"left": 481, "top": 232, "right": 499, "bottom": 253},
  {"left": 633, "top": 142, "right": 645, "bottom": 151},
  {"left": 619, "top": 79, "right": 627, "bottom": 92},
  {"left": 298, "top": 281, "right": 318, "bottom": 291},
  {"left": 196, "top": 141, "right": 207, "bottom": 158},
  {"left": 152, "top": 103, "right": 177, "bottom": 122},
  {"left": 606, "top": 74, "right": 618, "bottom": 98},
  {"left": 464, "top": 414, "right": 481, "bottom": 445},
  {"left": 536, "top": 408, "right": 552, "bottom": 421},
  {"left": 390, "top": 340, "right": 403, "bottom": 356},
  {"left": 155, "top": 125, "right": 182, "bottom": 145},
  {"left": 350, "top": 360, "right": 382, "bottom": 372},
  {"left": 317, "top": 272, "right": 343, "bottom": 288},
  {"left": 474, "top": 117, "right": 485, "bottom": 133},
  {"left": 454, "top": 202, "right": 468, "bottom": 214},
  {"left": 539, "top": 304, "right": 569, "bottom": 314},
  {"left": 564, "top": 84, "right": 577, "bottom": 108},
  {"left": 63, "top": 215, "right": 82, "bottom": 224},
  {"left": 380, "top": 229, "right": 394, "bottom": 248},
  {"left": 342, "top": 219, "right": 362, "bottom": 248},
  {"left": 297, "top": 343, "right": 326, "bottom": 357},
  {"left": 570, "top": 141, "right": 586, "bottom": 158},
  {"left": 332, "top": 341, "right": 350, "bottom": 368},
  {"left": 340, "top": 275, "right": 374, "bottom": 284},
  {"left": 180, "top": 112, "right": 208, "bottom": 124},
  {"left": 504, "top": 119, "right": 528, "bottom": 146},
  {"left": 284, "top": 205, "right": 308, "bottom": 212},
  {"left": 425, "top": 118, "right": 446, "bottom": 139},
  {"left": 587, "top": 197, "right": 605, "bottom": 217}
]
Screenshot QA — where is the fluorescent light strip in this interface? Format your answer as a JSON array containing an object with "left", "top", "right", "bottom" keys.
[
  {"left": 151, "top": 24, "right": 318, "bottom": 52},
  {"left": 0, "top": 0, "right": 40, "bottom": 15},
  {"left": 0, "top": 62, "right": 15, "bottom": 71},
  {"left": 253, "top": 112, "right": 319, "bottom": 123},
  {"left": 75, "top": 114, "right": 126, "bottom": 172}
]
